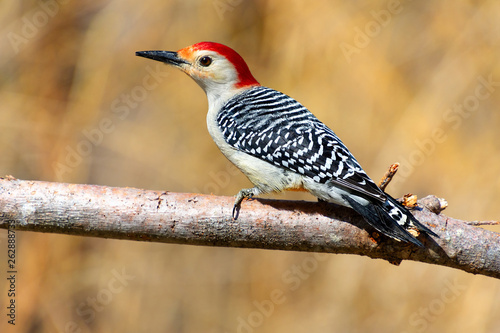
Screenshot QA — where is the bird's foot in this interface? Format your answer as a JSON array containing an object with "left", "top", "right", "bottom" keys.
[{"left": 232, "top": 188, "right": 258, "bottom": 220}]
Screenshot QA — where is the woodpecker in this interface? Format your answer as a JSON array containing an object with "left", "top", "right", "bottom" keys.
[{"left": 136, "top": 42, "right": 437, "bottom": 246}]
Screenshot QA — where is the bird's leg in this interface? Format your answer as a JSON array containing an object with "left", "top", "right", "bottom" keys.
[{"left": 232, "top": 187, "right": 261, "bottom": 220}]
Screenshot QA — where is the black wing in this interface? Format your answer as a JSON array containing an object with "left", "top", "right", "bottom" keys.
[{"left": 217, "top": 86, "right": 386, "bottom": 202}]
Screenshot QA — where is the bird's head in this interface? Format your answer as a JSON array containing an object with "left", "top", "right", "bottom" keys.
[{"left": 136, "top": 42, "right": 260, "bottom": 101}]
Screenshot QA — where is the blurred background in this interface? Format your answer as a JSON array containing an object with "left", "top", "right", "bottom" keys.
[{"left": 1, "top": 0, "right": 500, "bottom": 332}]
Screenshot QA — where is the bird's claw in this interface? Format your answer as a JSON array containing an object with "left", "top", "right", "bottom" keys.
[{"left": 232, "top": 188, "right": 255, "bottom": 220}]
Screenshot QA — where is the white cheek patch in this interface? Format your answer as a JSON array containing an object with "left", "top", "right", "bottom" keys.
[{"left": 188, "top": 68, "right": 212, "bottom": 79}]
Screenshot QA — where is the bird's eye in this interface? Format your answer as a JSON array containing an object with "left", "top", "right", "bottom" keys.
[{"left": 199, "top": 56, "right": 212, "bottom": 67}]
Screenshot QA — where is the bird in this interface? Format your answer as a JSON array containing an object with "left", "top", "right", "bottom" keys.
[{"left": 136, "top": 41, "right": 437, "bottom": 247}]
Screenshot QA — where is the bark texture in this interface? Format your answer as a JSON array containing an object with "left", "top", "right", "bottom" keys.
[{"left": 0, "top": 178, "right": 499, "bottom": 279}]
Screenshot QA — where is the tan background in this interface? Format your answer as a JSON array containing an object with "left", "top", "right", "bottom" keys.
[{"left": 1, "top": 0, "right": 500, "bottom": 332}]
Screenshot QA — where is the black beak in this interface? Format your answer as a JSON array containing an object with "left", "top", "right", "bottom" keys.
[{"left": 135, "top": 51, "right": 188, "bottom": 66}]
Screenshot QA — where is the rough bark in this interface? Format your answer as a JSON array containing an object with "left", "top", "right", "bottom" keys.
[{"left": 0, "top": 178, "right": 499, "bottom": 279}]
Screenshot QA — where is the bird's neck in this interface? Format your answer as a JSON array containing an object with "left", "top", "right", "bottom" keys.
[{"left": 205, "top": 85, "right": 253, "bottom": 115}]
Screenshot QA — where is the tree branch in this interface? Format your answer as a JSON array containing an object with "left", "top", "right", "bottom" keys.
[
  {"left": 378, "top": 162, "right": 399, "bottom": 192},
  {"left": 0, "top": 178, "right": 499, "bottom": 279}
]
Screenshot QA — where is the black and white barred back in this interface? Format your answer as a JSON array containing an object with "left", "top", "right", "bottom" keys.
[{"left": 217, "top": 86, "right": 437, "bottom": 246}]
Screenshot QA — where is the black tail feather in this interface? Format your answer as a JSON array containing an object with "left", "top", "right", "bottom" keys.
[
  {"left": 342, "top": 194, "right": 437, "bottom": 247},
  {"left": 385, "top": 196, "right": 439, "bottom": 238}
]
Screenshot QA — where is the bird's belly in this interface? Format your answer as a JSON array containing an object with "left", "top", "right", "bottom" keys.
[{"left": 225, "top": 149, "right": 305, "bottom": 193}]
